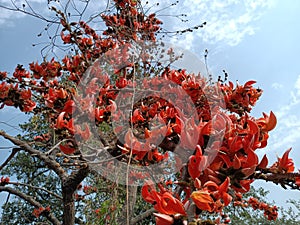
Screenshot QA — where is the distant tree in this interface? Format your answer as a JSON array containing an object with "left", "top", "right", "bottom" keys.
[
  {"left": 0, "top": 1, "right": 299, "bottom": 225},
  {"left": 224, "top": 187, "right": 300, "bottom": 225}
]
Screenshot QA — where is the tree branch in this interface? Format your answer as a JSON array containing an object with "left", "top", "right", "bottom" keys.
[
  {"left": 0, "top": 3, "right": 60, "bottom": 24},
  {"left": 0, "top": 186, "right": 61, "bottom": 225},
  {"left": 0, "top": 130, "right": 67, "bottom": 179},
  {"left": 0, "top": 147, "right": 19, "bottom": 171},
  {"left": 130, "top": 208, "right": 155, "bottom": 224},
  {"left": 254, "top": 172, "right": 300, "bottom": 190},
  {"left": 62, "top": 166, "right": 90, "bottom": 193},
  {"left": 9, "top": 181, "right": 63, "bottom": 200}
]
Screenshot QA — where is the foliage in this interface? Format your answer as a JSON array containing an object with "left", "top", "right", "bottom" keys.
[
  {"left": 225, "top": 187, "right": 300, "bottom": 225},
  {"left": 0, "top": 0, "right": 299, "bottom": 225}
]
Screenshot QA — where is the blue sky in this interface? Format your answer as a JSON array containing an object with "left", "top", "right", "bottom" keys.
[{"left": 0, "top": 0, "right": 299, "bottom": 211}]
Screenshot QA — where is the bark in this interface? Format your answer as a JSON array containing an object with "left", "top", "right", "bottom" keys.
[
  {"left": 61, "top": 167, "right": 90, "bottom": 225},
  {"left": 62, "top": 190, "right": 75, "bottom": 225},
  {"left": 254, "top": 171, "right": 300, "bottom": 190},
  {"left": 0, "top": 186, "right": 61, "bottom": 225}
]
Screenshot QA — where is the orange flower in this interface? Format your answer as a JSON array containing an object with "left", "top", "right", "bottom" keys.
[
  {"left": 203, "top": 177, "right": 233, "bottom": 206},
  {"left": 155, "top": 192, "right": 186, "bottom": 215},
  {"left": 191, "top": 190, "right": 214, "bottom": 212}
]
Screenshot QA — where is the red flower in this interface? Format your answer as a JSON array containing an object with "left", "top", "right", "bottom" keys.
[
  {"left": 75, "top": 123, "right": 91, "bottom": 141},
  {"left": 276, "top": 148, "right": 295, "bottom": 173},
  {"left": 116, "top": 77, "right": 127, "bottom": 88},
  {"left": 63, "top": 99, "right": 76, "bottom": 114},
  {"left": 131, "top": 109, "right": 145, "bottom": 123},
  {"left": 32, "top": 206, "right": 50, "bottom": 218},
  {"left": 141, "top": 182, "right": 186, "bottom": 216},
  {"left": 59, "top": 143, "right": 76, "bottom": 154},
  {"left": 20, "top": 89, "right": 32, "bottom": 100},
  {"left": 56, "top": 112, "right": 75, "bottom": 134},
  {"left": 22, "top": 100, "right": 36, "bottom": 112},
  {"left": 0, "top": 176, "right": 10, "bottom": 185},
  {"left": 61, "top": 31, "right": 72, "bottom": 43},
  {"left": 258, "top": 154, "right": 268, "bottom": 169},
  {"left": 188, "top": 145, "right": 207, "bottom": 179},
  {"left": 257, "top": 111, "right": 277, "bottom": 132}
]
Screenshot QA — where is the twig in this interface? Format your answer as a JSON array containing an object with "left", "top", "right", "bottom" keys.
[
  {"left": 0, "top": 186, "right": 61, "bottom": 225},
  {"left": 0, "top": 130, "right": 67, "bottom": 180},
  {"left": 9, "top": 181, "right": 63, "bottom": 200},
  {"left": 0, "top": 148, "right": 20, "bottom": 171},
  {"left": 254, "top": 172, "right": 300, "bottom": 190}
]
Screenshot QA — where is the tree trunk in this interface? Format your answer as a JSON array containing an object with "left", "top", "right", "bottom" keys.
[
  {"left": 61, "top": 167, "right": 89, "bottom": 225},
  {"left": 62, "top": 186, "right": 75, "bottom": 225}
]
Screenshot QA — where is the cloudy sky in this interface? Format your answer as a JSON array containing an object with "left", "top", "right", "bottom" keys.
[{"left": 0, "top": 0, "right": 299, "bottom": 211}]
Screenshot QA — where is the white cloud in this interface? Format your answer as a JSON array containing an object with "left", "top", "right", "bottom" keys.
[
  {"left": 267, "top": 74, "right": 300, "bottom": 154},
  {"left": 0, "top": 10, "right": 21, "bottom": 26},
  {"left": 0, "top": 0, "right": 108, "bottom": 27},
  {"left": 295, "top": 74, "right": 300, "bottom": 96},
  {"left": 166, "top": 0, "right": 275, "bottom": 48},
  {"left": 1, "top": 0, "right": 275, "bottom": 47},
  {"left": 0, "top": 0, "right": 47, "bottom": 26},
  {"left": 271, "top": 82, "right": 283, "bottom": 90}
]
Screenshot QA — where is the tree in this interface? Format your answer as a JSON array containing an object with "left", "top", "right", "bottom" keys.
[
  {"left": 0, "top": 0, "right": 299, "bottom": 225},
  {"left": 224, "top": 187, "right": 300, "bottom": 225}
]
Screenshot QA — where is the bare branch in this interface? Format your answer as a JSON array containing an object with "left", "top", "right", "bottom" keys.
[
  {"left": 0, "top": 147, "right": 20, "bottom": 171},
  {"left": 0, "top": 130, "right": 67, "bottom": 180},
  {"left": 9, "top": 181, "right": 63, "bottom": 200},
  {"left": 0, "top": 2, "right": 59, "bottom": 24},
  {"left": 254, "top": 171, "right": 300, "bottom": 191},
  {"left": 0, "top": 186, "right": 61, "bottom": 225}
]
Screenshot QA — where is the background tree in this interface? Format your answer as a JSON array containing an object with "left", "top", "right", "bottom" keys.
[
  {"left": 0, "top": 1, "right": 299, "bottom": 225},
  {"left": 224, "top": 187, "right": 300, "bottom": 225}
]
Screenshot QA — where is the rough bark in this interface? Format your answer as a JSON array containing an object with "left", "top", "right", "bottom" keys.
[{"left": 61, "top": 167, "right": 90, "bottom": 225}]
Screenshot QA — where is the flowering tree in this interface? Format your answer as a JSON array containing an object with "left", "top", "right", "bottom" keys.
[
  {"left": 224, "top": 187, "right": 300, "bottom": 225},
  {"left": 0, "top": 0, "right": 299, "bottom": 225}
]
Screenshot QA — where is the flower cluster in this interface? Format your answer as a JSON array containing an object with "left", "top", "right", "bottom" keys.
[
  {"left": 248, "top": 197, "right": 278, "bottom": 221},
  {"left": 32, "top": 206, "right": 51, "bottom": 218},
  {"left": 102, "top": 0, "right": 162, "bottom": 41},
  {"left": 0, "top": 76, "right": 36, "bottom": 112},
  {"left": 0, "top": 177, "right": 10, "bottom": 186}
]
